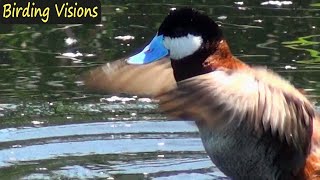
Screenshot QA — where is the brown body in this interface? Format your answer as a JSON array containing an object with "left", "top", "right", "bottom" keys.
[
  {"left": 157, "top": 40, "right": 320, "bottom": 179},
  {"left": 82, "top": 9, "right": 320, "bottom": 179}
]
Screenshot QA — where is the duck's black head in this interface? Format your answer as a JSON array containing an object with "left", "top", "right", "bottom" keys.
[
  {"left": 127, "top": 8, "right": 228, "bottom": 82},
  {"left": 158, "top": 8, "right": 223, "bottom": 61}
]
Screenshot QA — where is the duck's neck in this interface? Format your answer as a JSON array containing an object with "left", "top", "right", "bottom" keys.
[
  {"left": 170, "top": 48, "right": 213, "bottom": 82},
  {"left": 171, "top": 40, "right": 249, "bottom": 82}
]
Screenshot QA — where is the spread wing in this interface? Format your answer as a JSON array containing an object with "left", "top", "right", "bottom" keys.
[
  {"left": 157, "top": 67, "right": 315, "bottom": 151},
  {"left": 82, "top": 58, "right": 176, "bottom": 97}
]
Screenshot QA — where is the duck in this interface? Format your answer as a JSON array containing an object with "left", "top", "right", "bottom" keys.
[{"left": 83, "top": 8, "right": 320, "bottom": 180}]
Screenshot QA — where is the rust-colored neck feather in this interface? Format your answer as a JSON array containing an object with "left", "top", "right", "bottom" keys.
[
  {"left": 302, "top": 153, "right": 320, "bottom": 179},
  {"left": 203, "top": 40, "right": 249, "bottom": 70},
  {"left": 171, "top": 40, "right": 249, "bottom": 82},
  {"left": 300, "top": 119, "right": 320, "bottom": 179}
]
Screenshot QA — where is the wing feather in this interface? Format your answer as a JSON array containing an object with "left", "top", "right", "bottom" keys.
[
  {"left": 82, "top": 58, "right": 176, "bottom": 97},
  {"left": 157, "top": 67, "right": 314, "bottom": 151}
]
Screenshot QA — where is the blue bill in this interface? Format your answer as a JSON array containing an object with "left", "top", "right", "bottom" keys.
[{"left": 127, "top": 35, "right": 168, "bottom": 64}]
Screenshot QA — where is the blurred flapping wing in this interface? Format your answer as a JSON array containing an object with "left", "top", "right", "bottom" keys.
[
  {"left": 82, "top": 58, "right": 176, "bottom": 97},
  {"left": 157, "top": 67, "right": 315, "bottom": 152}
]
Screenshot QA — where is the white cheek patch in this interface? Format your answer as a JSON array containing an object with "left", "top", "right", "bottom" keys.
[{"left": 163, "top": 34, "right": 203, "bottom": 60}]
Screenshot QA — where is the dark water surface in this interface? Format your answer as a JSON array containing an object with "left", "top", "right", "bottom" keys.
[{"left": 0, "top": 0, "right": 320, "bottom": 179}]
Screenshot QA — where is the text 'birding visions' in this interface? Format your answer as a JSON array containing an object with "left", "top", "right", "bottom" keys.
[{"left": 0, "top": 0, "right": 101, "bottom": 24}]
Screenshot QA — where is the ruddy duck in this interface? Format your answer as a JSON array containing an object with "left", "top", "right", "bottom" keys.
[{"left": 83, "top": 8, "right": 320, "bottom": 180}]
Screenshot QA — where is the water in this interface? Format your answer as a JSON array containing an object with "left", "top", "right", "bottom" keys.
[{"left": 0, "top": 0, "right": 320, "bottom": 179}]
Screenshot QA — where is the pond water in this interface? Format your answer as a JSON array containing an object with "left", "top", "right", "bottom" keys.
[{"left": 0, "top": 0, "right": 320, "bottom": 179}]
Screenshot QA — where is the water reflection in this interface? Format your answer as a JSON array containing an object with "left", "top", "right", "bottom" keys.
[
  {"left": 0, "top": 0, "right": 320, "bottom": 179},
  {"left": 283, "top": 34, "right": 320, "bottom": 63}
]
